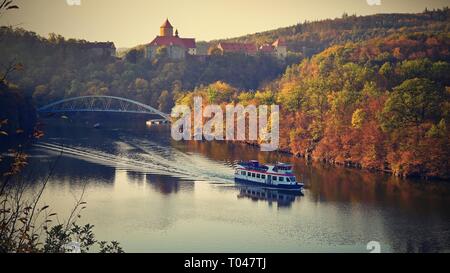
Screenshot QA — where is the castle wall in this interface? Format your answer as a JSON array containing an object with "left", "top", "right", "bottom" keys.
[
  {"left": 275, "top": 46, "right": 287, "bottom": 59},
  {"left": 145, "top": 45, "right": 186, "bottom": 60}
]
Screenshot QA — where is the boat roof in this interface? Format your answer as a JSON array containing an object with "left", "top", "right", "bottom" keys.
[
  {"left": 238, "top": 161, "right": 292, "bottom": 166},
  {"left": 276, "top": 162, "right": 292, "bottom": 166}
]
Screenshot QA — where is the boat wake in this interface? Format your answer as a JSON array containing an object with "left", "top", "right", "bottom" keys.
[{"left": 33, "top": 140, "right": 235, "bottom": 184}]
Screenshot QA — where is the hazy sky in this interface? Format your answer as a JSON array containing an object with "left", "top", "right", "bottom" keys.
[{"left": 1, "top": 0, "right": 448, "bottom": 47}]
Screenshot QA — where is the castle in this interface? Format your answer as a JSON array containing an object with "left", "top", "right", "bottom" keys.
[
  {"left": 214, "top": 39, "right": 287, "bottom": 59},
  {"left": 145, "top": 19, "right": 196, "bottom": 60},
  {"left": 145, "top": 19, "right": 287, "bottom": 60}
]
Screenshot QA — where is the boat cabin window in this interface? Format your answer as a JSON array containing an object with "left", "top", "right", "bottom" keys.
[
  {"left": 261, "top": 175, "right": 266, "bottom": 179},
  {"left": 279, "top": 177, "right": 284, "bottom": 182},
  {"left": 273, "top": 176, "right": 277, "bottom": 181},
  {"left": 286, "top": 177, "right": 290, "bottom": 182},
  {"left": 257, "top": 174, "right": 260, "bottom": 178},
  {"left": 252, "top": 173, "right": 256, "bottom": 178},
  {"left": 241, "top": 171, "right": 246, "bottom": 176}
]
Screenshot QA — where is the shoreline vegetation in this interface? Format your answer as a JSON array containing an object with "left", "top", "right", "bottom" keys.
[{"left": 239, "top": 140, "right": 440, "bottom": 179}]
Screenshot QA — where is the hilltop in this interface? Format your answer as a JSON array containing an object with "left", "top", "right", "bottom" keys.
[{"left": 213, "top": 8, "right": 450, "bottom": 57}]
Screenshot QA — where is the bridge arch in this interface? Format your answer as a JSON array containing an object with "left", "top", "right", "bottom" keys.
[{"left": 37, "top": 96, "right": 170, "bottom": 120}]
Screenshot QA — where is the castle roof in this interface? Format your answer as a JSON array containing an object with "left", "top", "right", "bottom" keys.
[
  {"left": 259, "top": 44, "right": 274, "bottom": 53},
  {"left": 272, "top": 39, "right": 286, "bottom": 47},
  {"left": 149, "top": 36, "right": 196, "bottom": 49},
  {"left": 218, "top": 42, "right": 258, "bottom": 54},
  {"left": 161, "top": 19, "right": 173, "bottom": 28},
  {"left": 181, "top": 38, "right": 196, "bottom": 48}
]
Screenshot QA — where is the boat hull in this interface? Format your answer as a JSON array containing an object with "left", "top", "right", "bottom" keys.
[{"left": 234, "top": 177, "right": 304, "bottom": 191}]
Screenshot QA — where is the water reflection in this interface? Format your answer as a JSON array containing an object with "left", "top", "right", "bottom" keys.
[
  {"left": 23, "top": 151, "right": 116, "bottom": 188},
  {"left": 236, "top": 185, "right": 302, "bottom": 208},
  {"left": 145, "top": 174, "right": 183, "bottom": 195}
]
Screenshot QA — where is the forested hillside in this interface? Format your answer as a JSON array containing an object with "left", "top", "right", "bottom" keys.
[
  {"left": 178, "top": 32, "right": 450, "bottom": 179},
  {"left": 0, "top": 27, "right": 289, "bottom": 113},
  {"left": 215, "top": 8, "right": 450, "bottom": 57}
]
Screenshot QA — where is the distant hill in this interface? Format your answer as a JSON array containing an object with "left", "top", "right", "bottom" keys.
[{"left": 213, "top": 8, "right": 450, "bottom": 57}]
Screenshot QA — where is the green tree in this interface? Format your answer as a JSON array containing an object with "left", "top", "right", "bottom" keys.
[
  {"left": 351, "top": 108, "right": 366, "bottom": 129},
  {"left": 134, "top": 78, "right": 149, "bottom": 94},
  {"left": 255, "top": 90, "right": 276, "bottom": 105},
  {"left": 381, "top": 78, "right": 444, "bottom": 131},
  {"left": 157, "top": 90, "right": 171, "bottom": 112},
  {"left": 67, "top": 79, "right": 83, "bottom": 96},
  {"left": 397, "top": 59, "right": 432, "bottom": 80},
  {"left": 125, "top": 49, "right": 139, "bottom": 63},
  {"left": 238, "top": 92, "right": 254, "bottom": 105}
]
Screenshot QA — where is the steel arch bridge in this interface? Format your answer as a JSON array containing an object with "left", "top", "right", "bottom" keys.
[{"left": 37, "top": 96, "right": 170, "bottom": 120}]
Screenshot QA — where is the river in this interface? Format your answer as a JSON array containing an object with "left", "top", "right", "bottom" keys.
[{"left": 23, "top": 116, "right": 450, "bottom": 253}]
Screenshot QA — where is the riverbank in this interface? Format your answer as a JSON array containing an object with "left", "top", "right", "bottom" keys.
[{"left": 241, "top": 140, "right": 450, "bottom": 181}]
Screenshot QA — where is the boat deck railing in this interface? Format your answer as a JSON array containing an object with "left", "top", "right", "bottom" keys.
[{"left": 237, "top": 162, "right": 269, "bottom": 172}]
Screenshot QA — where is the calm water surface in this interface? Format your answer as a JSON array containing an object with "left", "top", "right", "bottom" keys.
[{"left": 23, "top": 117, "right": 450, "bottom": 253}]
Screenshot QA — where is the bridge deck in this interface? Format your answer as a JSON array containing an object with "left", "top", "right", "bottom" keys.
[{"left": 38, "top": 96, "right": 170, "bottom": 121}]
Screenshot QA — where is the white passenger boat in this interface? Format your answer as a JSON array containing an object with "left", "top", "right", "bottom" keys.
[{"left": 234, "top": 160, "right": 304, "bottom": 191}]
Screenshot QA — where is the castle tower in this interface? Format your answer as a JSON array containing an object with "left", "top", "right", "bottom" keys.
[
  {"left": 272, "top": 39, "right": 287, "bottom": 59},
  {"left": 160, "top": 19, "right": 173, "bottom": 37}
]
